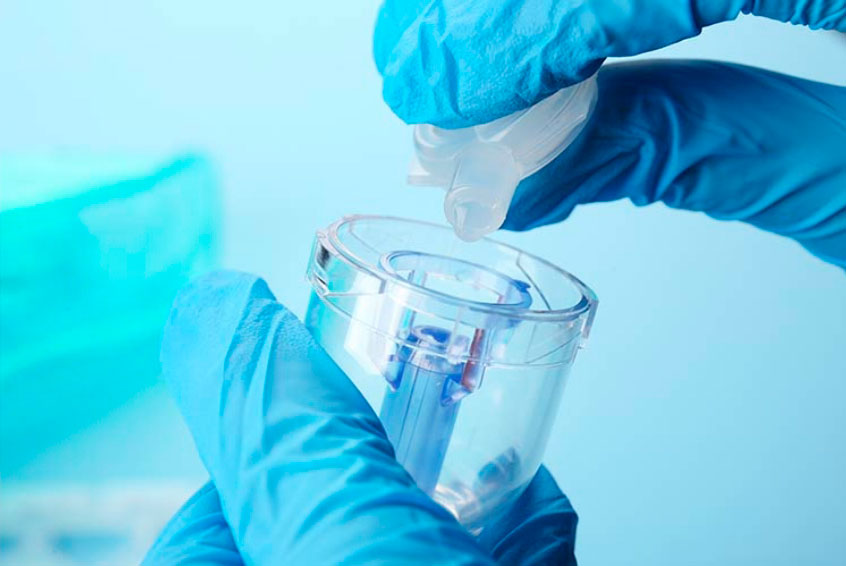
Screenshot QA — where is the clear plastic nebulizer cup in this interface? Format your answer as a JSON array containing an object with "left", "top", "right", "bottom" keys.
[{"left": 305, "top": 215, "right": 598, "bottom": 529}]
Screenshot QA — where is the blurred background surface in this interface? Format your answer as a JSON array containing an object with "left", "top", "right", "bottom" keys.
[{"left": 0, "top": 2, "right": 844, "bottom": 564}]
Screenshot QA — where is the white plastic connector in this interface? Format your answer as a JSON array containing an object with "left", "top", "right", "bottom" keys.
[{"left": 408, "top": 76, "right": 598, "bottom": 242}]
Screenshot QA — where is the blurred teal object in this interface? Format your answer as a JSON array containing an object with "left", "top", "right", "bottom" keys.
[{"left": 0, "top": 152, "right": 220, "bottom": 476}]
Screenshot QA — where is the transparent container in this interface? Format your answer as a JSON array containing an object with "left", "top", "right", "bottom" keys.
[{"left": 305, "top": 215, "right": 598, "bottom": 529}]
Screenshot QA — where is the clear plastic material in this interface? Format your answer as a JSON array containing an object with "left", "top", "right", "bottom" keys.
[
  {"left": 408, "top": 77, "right": 598, "bottom": 241},
  {"left": 305, "top": 215, "right": 598, "bottom": 529}
]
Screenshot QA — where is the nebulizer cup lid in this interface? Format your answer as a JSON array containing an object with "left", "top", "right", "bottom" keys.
[{"left": 408, "top": 77, "right": 598, "bottom": 241}]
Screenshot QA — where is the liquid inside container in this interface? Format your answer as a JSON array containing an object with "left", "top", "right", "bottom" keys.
[{"left": 305, "top": 215, "right": 597, "bottom": 529}]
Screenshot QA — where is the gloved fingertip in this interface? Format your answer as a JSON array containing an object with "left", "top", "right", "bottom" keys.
[
  {"left": 502, "top": 168, "right": 580, "bottom": 232},
  {"left": 161, "top": 270, "right": 273, "bottom": 384},
  {"left": 160, "top": 270, "right": 287, "bottom": 458}
]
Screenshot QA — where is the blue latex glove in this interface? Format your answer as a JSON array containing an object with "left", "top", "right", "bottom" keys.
[
  {"left": 375, "top": 0, "right": 845, "bottom": 126},
  {"left": 143, "top": 271, "right": 578, "bottom": 566},
  {"left": 375, "top": 4, "right": 846, "bottom": 268}
]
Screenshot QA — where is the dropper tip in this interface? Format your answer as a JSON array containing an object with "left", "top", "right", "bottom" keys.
[{"left": 447, "top": 199, "right": 503, "bottom": 242}]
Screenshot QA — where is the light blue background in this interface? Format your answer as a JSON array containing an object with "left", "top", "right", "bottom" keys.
[{"left": 2, "top": 2, "right": 845, "bottom": 564}]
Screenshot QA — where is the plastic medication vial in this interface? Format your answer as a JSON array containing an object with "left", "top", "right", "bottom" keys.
[{"left": 408, "top": 78, "right": 598, "bottom": 242}]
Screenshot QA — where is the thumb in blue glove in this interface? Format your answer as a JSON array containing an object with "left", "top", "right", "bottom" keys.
[{"left": 143, "top": 271, "right": 578, "bottom": 565}]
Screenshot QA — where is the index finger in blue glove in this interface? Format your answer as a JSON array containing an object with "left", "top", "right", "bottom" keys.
[
  {"left": 503, "top": 60, "right": 846, "bottom": 269},
  {"left": 374, "top": 0, "right": 846, "bottom": 127},
  {"left": 160, "top": 270, "right": 494, "bottom": 565}
]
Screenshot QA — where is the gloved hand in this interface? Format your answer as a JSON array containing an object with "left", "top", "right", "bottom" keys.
[
  {"left": 375, "top": 0, "right": 845, "bottom": 126},
  {"left": 375, "top": 3, "right": 846, "bottom": 268},
  {"left": 142, "top": 271, "right": 579, "bottom": 566}
]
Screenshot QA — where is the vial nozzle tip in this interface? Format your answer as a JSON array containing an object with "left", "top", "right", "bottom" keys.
[{"left": 448, "top": 201, "right": 498, "bottom": 242}]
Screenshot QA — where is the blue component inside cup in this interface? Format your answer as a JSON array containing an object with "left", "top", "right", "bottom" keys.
[{"left": 377, "top": 251, "right": 532, "bottom": 493}]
